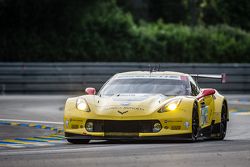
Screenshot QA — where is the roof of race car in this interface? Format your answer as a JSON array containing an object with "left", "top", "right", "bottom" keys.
[{"left": 112, "top": 71, "right": 190, "bottom": 80}]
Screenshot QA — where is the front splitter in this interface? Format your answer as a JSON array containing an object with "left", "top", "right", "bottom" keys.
[{"left": 65, "top": 132, "right": 192, "bottom": 141}]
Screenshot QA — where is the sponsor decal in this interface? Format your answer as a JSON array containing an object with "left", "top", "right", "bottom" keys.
[
  {"left": 184, "top": 121, "right": 190, "bottom": 128},
  {"left": 164, "top": 120, "right": 182, "bottom": 123},
  {"left": 171, "top": 125, "right": 181, "bottom": 130},
  {"left": 164, "top": 126, "right": 169, "bottom": 129},
  {"left": 120, "top": 102, "right": 130, "bottom": 106},
  {"left": 112, "top": 94, "right": 150, "bottom": 101},
  {"left": 116, "top": 75, "right": 181, "bottom": 80},
  {"left": 103, "top": 106, "right": 145, "bottom": 111},
  {"left": 201, "top": 104, "right": 209, "bottom": 125}
]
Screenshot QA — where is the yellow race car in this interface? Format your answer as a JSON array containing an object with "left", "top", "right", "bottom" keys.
[{"left": 64, "top": 71, "right": 228, "bottom": 143}]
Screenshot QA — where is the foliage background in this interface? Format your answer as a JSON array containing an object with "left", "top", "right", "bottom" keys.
[{"left": 0, "top": 0, "right": 250, "bottom": 62}]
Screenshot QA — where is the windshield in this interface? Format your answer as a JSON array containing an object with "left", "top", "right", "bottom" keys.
[{"left": 99, "top": 78, "right": 191, "bottom": 96}]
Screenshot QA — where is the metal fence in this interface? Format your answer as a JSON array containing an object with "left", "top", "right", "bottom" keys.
[{"left": 0, "top": 63, "right": 249, "bottom": 94}]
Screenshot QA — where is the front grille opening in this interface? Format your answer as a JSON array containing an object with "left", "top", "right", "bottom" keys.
[{"left": 86, "top": 120, "right": 160, "bottom": 133}]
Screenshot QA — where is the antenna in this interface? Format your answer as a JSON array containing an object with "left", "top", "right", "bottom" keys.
[
  {"left": 157, "top": 64, "right": 160, "bottom": 71},
  {"left": 149, "top": 64, "right": 161, "bottom": 73},
  {"left": 149, "top": 64, "right": 153, "bottom": 73}
]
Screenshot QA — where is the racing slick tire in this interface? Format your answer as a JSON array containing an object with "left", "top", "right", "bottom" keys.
[
  {"left": 67, "top": 139, "right": 90, "bottom": 144},
  {"left": 191, "top": 102, "right": 199, "bottom": 142},
  {"left": 217, "top": 102, "right": 227, "bottom": 140}
]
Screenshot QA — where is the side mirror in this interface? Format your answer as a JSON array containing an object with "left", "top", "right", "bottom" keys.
[
  {"left": 85, "top": 87, "right": 96, "bottom": 95},
  {"left": 197, "top": 88, "right": 216, "bottom": 100}
]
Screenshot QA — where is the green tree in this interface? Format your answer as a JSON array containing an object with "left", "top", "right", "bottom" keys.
[
  {"left": 218, "top": 0, "right": 250, "bottom": 31},
  {"left": 200, "top": 0, "right": 222, "bottom": 25},
  {"left": 148, "top": 0, "right": 187, "bottom": 23}
]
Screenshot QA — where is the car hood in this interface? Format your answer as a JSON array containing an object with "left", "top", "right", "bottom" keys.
[{"left": 85, "top": 94, "right": 177, "bottom": 117}]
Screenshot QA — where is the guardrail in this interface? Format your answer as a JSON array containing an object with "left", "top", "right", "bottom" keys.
[{"left": 0, "top": 63, "right": 249, "bottom": 94}]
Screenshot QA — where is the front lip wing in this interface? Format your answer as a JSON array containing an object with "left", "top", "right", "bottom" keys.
[{"left": 65, "top": 132, "right": 192, "bottom": 141}]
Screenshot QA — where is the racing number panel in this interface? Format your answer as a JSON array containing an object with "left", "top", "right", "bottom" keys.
[{"left": 199, "top": 95, "right": 214, "bottom": 128}]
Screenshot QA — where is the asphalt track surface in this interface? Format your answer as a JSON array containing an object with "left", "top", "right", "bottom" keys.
[{"left": 0, "top": 95, "right": 250, "bottom": 167}]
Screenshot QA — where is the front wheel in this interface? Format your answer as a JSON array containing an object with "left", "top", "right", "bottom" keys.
[
  {"left": 191, "top": 102, "right": 199, "bottom": 142},
  {"left": 67, "top": 139, "right": 90, "bottom": 144}
]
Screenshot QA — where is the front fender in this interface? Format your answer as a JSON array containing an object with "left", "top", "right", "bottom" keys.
[{"left": 212, "top": 90, "right": 228, "bottom": 124}]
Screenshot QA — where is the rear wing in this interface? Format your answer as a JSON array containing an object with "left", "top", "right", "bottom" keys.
[{"left": 190, "top": 73, "right": 226, "bottom": 83}]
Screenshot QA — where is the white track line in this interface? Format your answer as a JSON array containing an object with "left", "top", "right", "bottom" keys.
[{"left": 0, "top": 118, "right": 63, "bottom": 125}]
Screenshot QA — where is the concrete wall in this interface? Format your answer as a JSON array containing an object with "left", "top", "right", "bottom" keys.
[{"left": 0, "top": 63, "right": 249, "bottom": 94}]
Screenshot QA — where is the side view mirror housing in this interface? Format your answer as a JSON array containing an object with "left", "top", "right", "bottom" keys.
[
  {"left": 197, "top": 88, "right": 216, "bottom": 100},
  {"left": 85, "top": 87, "right": 96, "bottom": 95}
]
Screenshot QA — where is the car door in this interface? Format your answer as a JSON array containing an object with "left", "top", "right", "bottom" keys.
[
  {"left": 189, "top": 77, "right": 214, "bottom": 128},
  {"left": 199, "top": 95, "right": 214, "bottom": 128}
]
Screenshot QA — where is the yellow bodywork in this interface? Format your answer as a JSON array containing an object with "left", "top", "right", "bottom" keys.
[{"left": 64, "top": 71, "right": 227, "bottom": 139}]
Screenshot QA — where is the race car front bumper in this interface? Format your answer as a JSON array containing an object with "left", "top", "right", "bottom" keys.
[{"left": 65, "top": 132, "right": 192, "bottom": 141}]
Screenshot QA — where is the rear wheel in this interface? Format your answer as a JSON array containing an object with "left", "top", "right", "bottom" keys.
[
  {"left": 191, "top": 103, "right": 199, "bottom": 141},
  {"left": 67, "top": 139, "right": 90, "bottom": 144},
  {"left": 218, "top": 103, "right": 227, "bottom": 140}
]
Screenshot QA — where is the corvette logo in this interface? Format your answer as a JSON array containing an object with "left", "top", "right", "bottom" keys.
[{"left": 117, "top": 110, "right": 128, "bottom": 115}]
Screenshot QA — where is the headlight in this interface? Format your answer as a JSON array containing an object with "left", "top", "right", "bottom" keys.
[
  {"left": 158, "top": 98, "right": 182, "bottom": 113},
  {"left": 76, "top": 98, "right": 90, "bottom": 112}
]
